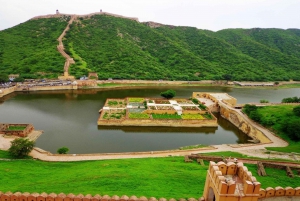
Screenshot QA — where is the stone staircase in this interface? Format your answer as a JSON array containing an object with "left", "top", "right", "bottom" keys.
[{"left": 57, "top": 15, "right": 76, "bottom": 76}]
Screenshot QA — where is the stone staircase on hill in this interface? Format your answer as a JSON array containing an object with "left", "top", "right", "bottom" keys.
[{"left": 57, "top": 15, "right": 76, "bottom": 76}]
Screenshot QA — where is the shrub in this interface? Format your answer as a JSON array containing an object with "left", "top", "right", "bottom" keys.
[
  {"left": 283, "top": 119, "right": 300, "bottom": 141},
  {"left": 260, "top": 99, "right": 269, "bottom": 103},
  {"left": 8, "top": 138, "right": 34, "bottom": 158},
  {"left": 198, "top": 104, "right": 207, "bottom": 110},
  {"left": 293, "top": 105, "right": 300, "bottom": 116},
  {"left": 243, "top": 104, "right": 258, "bottom": 115},
  {"left": 57, "top": 147, "right": 69, "bottom": 154},
  {"left": 160, "top": 89, "right": 176, "bottom": 99},
  {"left": 282, "top": 96, "right": 300, "bottom": 103}
]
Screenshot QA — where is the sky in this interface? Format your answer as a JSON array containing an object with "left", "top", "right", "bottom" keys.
[{"left": 0, "top": 0, "right": 300, "bottom": 31}]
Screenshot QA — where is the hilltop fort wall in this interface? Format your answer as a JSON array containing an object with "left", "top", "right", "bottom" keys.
[{"left": 31, "top": 12, "right": 139, "bottom": 22}]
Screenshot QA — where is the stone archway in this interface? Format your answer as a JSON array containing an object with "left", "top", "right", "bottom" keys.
[{"left": 207, "top": 187, "right": 216, "bottom": 201}]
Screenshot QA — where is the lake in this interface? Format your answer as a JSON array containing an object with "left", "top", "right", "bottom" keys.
[{"left": 0, "top": 86, "right": 299, "bottom": 154}]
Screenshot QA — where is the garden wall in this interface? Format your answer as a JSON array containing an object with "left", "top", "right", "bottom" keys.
[
  {"left": 0, "top": 124, "right": 34, "bottom": 137},
  {"left": 98, "top": 118, "right": 218, "bottom": 127}
]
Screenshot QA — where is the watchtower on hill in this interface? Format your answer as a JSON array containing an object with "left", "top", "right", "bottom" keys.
[{"left": 56, "top": 9, "right": 59, "bottom": 14}]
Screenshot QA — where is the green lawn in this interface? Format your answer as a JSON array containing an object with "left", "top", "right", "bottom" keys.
[
  {"left": 7, "top": 126, "right": 26, "bottom": 131},
  {"left": 0, "top": 157, "right": 206, "bottom": 199},
  {"left": 0, "top": 153, "right": 299, "bottom": 197}
]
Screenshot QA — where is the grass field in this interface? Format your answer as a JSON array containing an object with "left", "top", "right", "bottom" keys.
[
  {"left": 245, "top": 105, "right": 300, "bottom": 153},
  {"left": 0, "top": 153, "right": 299, "bottom": 198},
  {"left": 7, "top": 126, "right": 26, "bottom": 131}
]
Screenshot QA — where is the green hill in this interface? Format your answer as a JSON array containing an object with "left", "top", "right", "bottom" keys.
[{"left": 1, "top": 14, "right": 300, "bottom": 81}]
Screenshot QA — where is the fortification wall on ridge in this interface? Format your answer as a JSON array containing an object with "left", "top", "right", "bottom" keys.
[{"left": 31, "top": 12, "right": 139, "bottom": 22}]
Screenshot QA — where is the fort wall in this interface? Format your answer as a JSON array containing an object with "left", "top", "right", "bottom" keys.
[
  {"left": 0, "top": 192, "right": 200, "bottom": 201},
  {"left": 218, "top": 101, "right": 271, "bottom": 143},
  {"left": 31, "top": 12, "right": 139, "bottom": 22},
  {"left": 202, "top": 161, "right": 300, "bottom": 201},
  {"left": 0, "top": 87, "right": 16, "bottom": 98},
  {"left": 15, "top": 85, "right": 77, "bottom": 92}
]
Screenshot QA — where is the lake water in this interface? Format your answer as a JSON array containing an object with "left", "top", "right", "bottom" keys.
[{"left": 0, "top": 86, "right": 299, "bottom": 154}]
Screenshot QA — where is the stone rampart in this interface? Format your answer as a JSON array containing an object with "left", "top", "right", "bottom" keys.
[
  {"left": 0, "top": 192, "right": 199, "bottom": 201},
  {"left": 15, "top": 85, "right": 77, "bottom": 92},
  {"left": 0, "top": 87, "right": 16, "bottom": 98},
  {"left": 31, "top": 12, "right": 138, "bottom": 22},
  {"left": 202, "top": 161, "right": 300, "bottom": 201},
  {"left": 219, "top": 101, "right": 271, "bottom": 143}
]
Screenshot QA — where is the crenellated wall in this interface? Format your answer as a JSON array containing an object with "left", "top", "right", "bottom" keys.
[
  {"left": 202, "top": 161, "right": 300, "bottom": 201},
  {"left": 259, "top": 186, "right": 300, "bottom": 200},
  {"left": 0, "top": 192, "right": 199, "bottom": 201}
]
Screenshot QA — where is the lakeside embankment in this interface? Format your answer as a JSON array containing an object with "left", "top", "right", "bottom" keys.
[{"left": 2, "top": 80, "right": 300, "bottom": 98}]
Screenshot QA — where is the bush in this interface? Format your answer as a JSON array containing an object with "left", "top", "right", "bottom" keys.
[
  {"left": 160, "top": 89, "right": 176, "bottom": 99},
  {"left": 57, "top": 147, "right": 69, "bottom": 154},
  {"left": 0, "top": 74, "right": 9, "bottom": 83},
  {"left": 293, "top": 105, "right": 300, "bottom": 116},
  {"left": 282, "top": 96, "right": 300, "bottom": 103},
  {"left": 8, "top": 138, "right": 34, "bottom": 158},
  {"left": 243, "top": 104, "right": 258, "bottom": 115},
  {"left": 260, "top": 99, "right": 269, "bottom": 103},
  {"left": 284, "top": 119, "right": 300, "bottom": 141}
]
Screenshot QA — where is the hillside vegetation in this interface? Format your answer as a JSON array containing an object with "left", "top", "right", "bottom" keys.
[
  {"left": 1, "top": 14, "right": 300, "bottom": 81},
  {"left": 0, "top": 17, "right": 70, "bottom": 79},
  {"left": 243, "top": 104, "right": 300, "bottom": 153}
]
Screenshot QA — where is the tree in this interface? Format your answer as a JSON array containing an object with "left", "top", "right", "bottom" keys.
[
  {"left": 243, "top": 104, "right": 258, "bottom": 115},
  {"left": 57, "top": 147, "right": 69, "bottom": 154},
  {"left": 13, "top": 77, "right": 25, "bottom": 82},
  {"left": 0, "top": 74, "right": 9, "bottom": 83},
  {"left": 284, "top": 119, "right": 300, "bottom": 141},
  {"left": 8, "top": 138, "right": 34, "bottom": 158},
  {"left": 293, "top": 105, "right": 300, "bottom": 116},
  {"left": 160, "top": 89, "right": 176, "bottom": 99}
]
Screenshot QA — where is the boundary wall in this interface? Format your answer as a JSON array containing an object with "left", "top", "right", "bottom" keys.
[
  {"left": 0, "top": 192, "right": 200, "bottom": 201},
  {"left": 0, "top": 87, "right": 16, "bottom": 98},
  {"left": 31, "top": 12, "right": 139, "bottom": 22},
  {"left": 0, "top": 124, "right": 34, "bottom": 137},
  {"left": 15, "top": 85, "right": 77, "bottom": 92},
  {"left": 218, "top": 101, "right": 271, "bottom": 143}
]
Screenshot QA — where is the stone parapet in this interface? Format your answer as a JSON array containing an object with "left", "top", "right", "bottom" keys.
[{"left": 0, "top": 192, "right": 198, "bottom": 201}]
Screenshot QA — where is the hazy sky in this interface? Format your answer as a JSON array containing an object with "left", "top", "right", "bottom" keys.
[{"left": 1, "top": 0, "right": 299, "bottom": 31}]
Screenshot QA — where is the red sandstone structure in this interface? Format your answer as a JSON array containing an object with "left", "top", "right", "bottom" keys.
[
  {"left": 0, "top": 124, "right": 34, "bottom": 137},
  {"left": 202, "top": 161, "right": 300, "bottom": 201}
]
